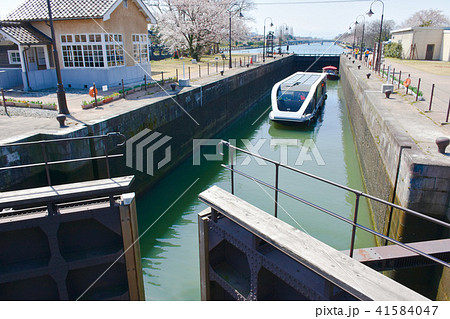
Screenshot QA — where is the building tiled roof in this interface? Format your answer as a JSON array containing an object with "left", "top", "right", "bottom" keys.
[
  {"left": 4, "top": 0, "right": 117, "bottom": 21},
  {"left": 0, "top": 22, "right": 52, "bottom": 44}
]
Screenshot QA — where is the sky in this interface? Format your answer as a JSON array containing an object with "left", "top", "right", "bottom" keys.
[{"left": 0, "top": 0, "right": 449, "bottom": 39}]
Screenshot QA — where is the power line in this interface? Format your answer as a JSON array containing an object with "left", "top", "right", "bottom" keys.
[{"left": 254, "top": 0, "right": 373, "bottom": 5}]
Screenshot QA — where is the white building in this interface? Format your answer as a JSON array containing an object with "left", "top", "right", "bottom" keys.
[{"left": 390, "top": 27, "right": 450, "bottom": 61}]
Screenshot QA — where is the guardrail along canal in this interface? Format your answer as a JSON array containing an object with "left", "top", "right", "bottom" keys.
[{"left": 136, "top": 80, "right": 375, "bottom": 300}]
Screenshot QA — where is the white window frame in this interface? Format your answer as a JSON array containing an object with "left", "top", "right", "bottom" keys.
[
  {"left": 60, "top": 33, "right": 124, "bottom": 69},
  {"left": 7, "top": 50, "right": 21, "bottom": 64},
  {"left": 132, "top": 34, "right": 149, "bottom": 63}
]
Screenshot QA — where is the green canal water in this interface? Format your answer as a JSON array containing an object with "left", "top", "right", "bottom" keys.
[{"left": 136, "top": 80, "right": 376, "bottom": 301}]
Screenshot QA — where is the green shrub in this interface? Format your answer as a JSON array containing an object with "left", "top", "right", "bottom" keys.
[{"left": 384, "top": 43, "right": 402, "bottom": 58}]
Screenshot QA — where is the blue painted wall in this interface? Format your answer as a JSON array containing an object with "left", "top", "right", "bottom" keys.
[
  {"left": 2, "top": 64, "right": 152, "bottom": 91},
  {"left": 0, "top": 68, "right": 22, "bottom": 89}
]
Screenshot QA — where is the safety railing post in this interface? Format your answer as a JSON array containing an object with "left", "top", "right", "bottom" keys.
[
  {"left": 1, "top": 88, "right": 7, "bottom": 115},
  {"left": 446, "top": 97, "right": 450, "bottom": 123},
  {"left": 429, "top": 84, "right": 435, "bottom": 111},
  {"left": 102, "top": 135, "right": 111, "bottom": 179},
  {"left": 392, "top": 68, "right": 395, "bottom": 84},
  {"left": 415, "top": 78, "right": 421, "bottom": 102},
  {"left": 398, "top": 71, "right": 402, "bottom": 89},
  {"left": 349, "top": 193, "right": 360, "bottom": 258},
  {"left": 274, "top": 163, "right": 280, "bottom": 218},
  {"left": 230, "top": 146, "right": 234, "bottom": 195},
  {"left": 40, "top": 142, "right": 52, "bottom": 186},
  {"left": 93, "top": 82, "right": 98, "bottom": 108}
]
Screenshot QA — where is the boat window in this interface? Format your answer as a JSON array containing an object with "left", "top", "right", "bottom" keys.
[{"left": 277, "top": 89, "right": 309, "bottom": 112}]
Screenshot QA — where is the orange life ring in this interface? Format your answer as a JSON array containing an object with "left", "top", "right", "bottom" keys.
[
  {"left": 403, "top": 78, "right": 411, "bottom": 87},
  {"left": 89, "top": 86, "right": 98, "bottom": 97}
]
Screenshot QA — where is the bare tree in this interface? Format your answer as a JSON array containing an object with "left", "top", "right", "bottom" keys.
[
  {"left": 341, "top": 19, "right": 396, "bottom": 49},
  {"left": 401, "top": 9, "right": 450, "bottom": 28},
  {"left": 145, "top": 0, "right": 254, "bottom": 60}
]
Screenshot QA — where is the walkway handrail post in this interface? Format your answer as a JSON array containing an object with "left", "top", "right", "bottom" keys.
[
  {"left": 349, "top": 193, "right": 361, "bottom": 258},
  {"left": 274, "top": 162, "right": 280, "bottom": 218},
  {"left": 230, "top": 144, "right": 235, "bottom": 195},
  {"left": 40, "top": 142, "right": 52, "bottom": 186},
  {"left": 429, "top": 84, "right": 435, "bottom": 111},
  {"left": 1, "top": 88, "right": 7, "bottom": 115},
  {"left": 416, "top": 78, "right": 421, "bottom": 102}
]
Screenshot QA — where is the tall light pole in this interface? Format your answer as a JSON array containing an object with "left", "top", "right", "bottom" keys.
[
  {"left": 279, "top": 23, "right": 288, "bottom": 53},
  {"left": 352, "top": 21, "right": 358, "bottom": 56},
  {"left": 228, "top": 4, "right": 244, "bottom": 69},
  {"left": 367, "top": 0, "right": 384, "bottom": 72},
  {"left": 348, "top": 22, "right": 357, "bottom": 56},
  {"left": 46, "top": 0, "right": 69, "bottom": 114},
  {"left": 355, "top": 14, "right": 366, "bottom": 61},
  {"left": 263, "top": 17, "right": 273, "bottom": 62}
]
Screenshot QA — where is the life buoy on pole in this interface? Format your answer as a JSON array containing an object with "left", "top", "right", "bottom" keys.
[
  {"left": 403, "top": 78, "right": 411, "bottom": 88},
  {"left": 89, "top": 86, "right": 98, "bottom": 97}
]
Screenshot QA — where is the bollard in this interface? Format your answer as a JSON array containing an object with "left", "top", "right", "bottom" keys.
[
  {"left": 199, "top": 64, "right": 201, "bottom": 78},
  {"left": 176, "top": 69, "right": 178, "bottom": 81},
  {"left": 216, "top": 62, "right": 218, "bottom": 73},
  {"left": 56, "top": 114, "right": 66, "bottom": 127},
  {"left": 188, "top": 67, "right": 190, "bottom": 80},
  {"left": 429, "top": 84, "right": 435, "bottom": 111},
  {"left": 162, "top": 71, "right": 164, "bottom": 84},
  {"left": 207, "top": 63, "right": 209, "bottom": 75},
  {"left": 122, "top": 79, "right": 125, "bottom": 99},
  {"left": 398, "top": 71, "right": 402, "bottom": 89},
  {"left": 436, "top": 137, "right": 449, "bottom": 154},
  {"left": 1, "top": 88, "right": 7, "bottom": 115},
  {"left": 385, "top": 90, "right": 392, "bottom": 99},
  {"left": 416, "top": 78, "right": 421, "bottom": 101},
  {"left": 144, "top": 75, "right": 147, "bottom": 91},
  {"left": 392, "top": 68, "right": 395, "bottom": 84}
]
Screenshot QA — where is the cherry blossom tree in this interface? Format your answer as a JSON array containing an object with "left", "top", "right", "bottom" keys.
[
  {"left": 402, "top": 9, "right": 450, "bottom": 28},
  {"left": 145, "top": 0, "right": 254, "bottom": 60}
]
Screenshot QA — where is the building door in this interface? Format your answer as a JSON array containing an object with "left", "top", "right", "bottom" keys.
[
  {"left": 36, "top": 47, "right": 47, "bottom": 70},
  {"left": 425, "top": 44, "right": 434, "bottom": 60},
  {"left": 26, "top": 48, "right": 38, "bottom": 71}
]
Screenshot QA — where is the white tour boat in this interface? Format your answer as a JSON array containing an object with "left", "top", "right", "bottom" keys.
[{"left": 269, "top": 72, "right": 327, "bottom": 124}]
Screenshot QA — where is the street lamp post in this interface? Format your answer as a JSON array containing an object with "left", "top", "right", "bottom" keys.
[
  {"left": 367, "top": 0, "right": 385, "bottom": 72},
  {"left": 228, "top": 4, "right": 243, "bottom": 69},
  {"left": 352, "top": 21, "right": 358, "bottom": 56},
  {"left": 356, "top": 14, "right": 365, "bottom": 61},
  {"left": 279, "top": 23, "right": 288, "bottom": 54},
  {"left": 46, "top": 0, "right": 69, "bottom": 114},
  {"left": 263, "top": 17, "right": 273, "bottom": 62}
]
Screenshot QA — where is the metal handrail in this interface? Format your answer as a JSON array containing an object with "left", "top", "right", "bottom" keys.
[
  {"left": 0, "top": 132, "right": 126, "bottom": 186},
  {"left": 219, "top": 140, "right": 450, "bottom": 269}
]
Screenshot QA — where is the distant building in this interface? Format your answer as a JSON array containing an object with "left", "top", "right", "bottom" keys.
[
  {"left": 390, "top": 27, "right": 450, "bottom": 61},
  {"left": 0, "top": 0, "right": 156, "bottom": 91}
]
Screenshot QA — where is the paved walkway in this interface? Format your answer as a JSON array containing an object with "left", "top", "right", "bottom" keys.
[
  {"left": 345, "top": 56, "right": 449, "bottom": 163},
  {"left": 382, "top": 58, "right": 450, "bottom": 126}
]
